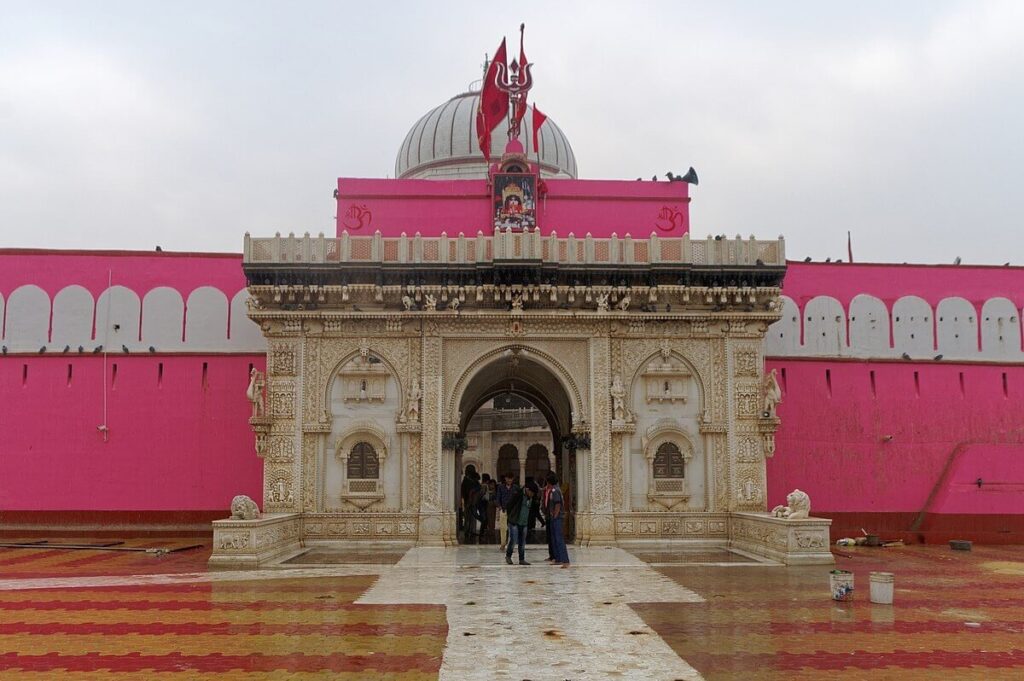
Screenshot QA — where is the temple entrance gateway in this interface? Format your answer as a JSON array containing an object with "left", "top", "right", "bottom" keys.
[
  {"left": 210, "top": 229, "right": 834, "bottom": 568},
  {"left": 453, "top": 352, "right": 576, "bottom": 544}
]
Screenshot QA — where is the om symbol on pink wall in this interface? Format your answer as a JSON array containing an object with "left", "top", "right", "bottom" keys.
[
  {"left": 654, "top": 205, "right": 685, "bottom": 232},
  {"left": 343, "top": 204, "right": 373, "bottom": 230}
]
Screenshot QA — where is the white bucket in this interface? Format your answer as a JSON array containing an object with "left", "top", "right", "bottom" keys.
[
  {"left": 869, "top": 571, "right": 895, "bottom": 604},
  {"left": 829, "top": 570, "right": 854, "bottom": 601}
]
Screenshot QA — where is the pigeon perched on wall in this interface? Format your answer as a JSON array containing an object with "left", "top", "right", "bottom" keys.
[
  {"left": 901, "top": 352, "right": 911, "bottom": 360},
  {"left": 122, "top": 345, "right": 130, "bottom": 353}
]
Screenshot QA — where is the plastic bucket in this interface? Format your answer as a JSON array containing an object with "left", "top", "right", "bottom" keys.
[
  {"left": 829, "top": 570, "right": 854, "bottom": 601},
  {"left": 869, "top": 572, "right": 895, "bottom": 604}
]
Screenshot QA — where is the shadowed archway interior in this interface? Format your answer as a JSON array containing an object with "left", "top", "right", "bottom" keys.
[{"left": 454, "top": 351, "right": 576, "bottom": 544}]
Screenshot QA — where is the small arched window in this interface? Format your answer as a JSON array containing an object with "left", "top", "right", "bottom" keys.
[
  {"left": 653, "top": 442, "right": 685, "bottom": 479},
  {"left": 348, "top": 442, "right": 379, "bottom": 479}
]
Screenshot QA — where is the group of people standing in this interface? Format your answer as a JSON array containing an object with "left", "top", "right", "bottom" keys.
[{"left": 459, "top": 465, "right": 571, "bottom": 566}]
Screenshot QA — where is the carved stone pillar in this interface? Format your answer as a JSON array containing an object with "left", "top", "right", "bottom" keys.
[
  {"left": 417, "top": 330, "right": 444, "bottom": 545},
  {"left": 573, "top": 447, "right": 592, "bottom": 545},
  {"left": 587, "top": 335, "right": 615, "bottom": 544}
]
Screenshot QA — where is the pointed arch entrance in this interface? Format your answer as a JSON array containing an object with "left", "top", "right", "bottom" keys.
[{"left": 452, "top": 349, "right": 577, "bottom": 544}]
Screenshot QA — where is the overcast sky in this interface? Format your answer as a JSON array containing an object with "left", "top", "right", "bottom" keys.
[{"left": 1, "top": 1, "right": 1022, "bottom": 264}]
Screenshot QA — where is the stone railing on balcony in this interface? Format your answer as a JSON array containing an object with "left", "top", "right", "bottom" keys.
[{"left": 243, "top": 231, "right": 786, "bottom": 268}]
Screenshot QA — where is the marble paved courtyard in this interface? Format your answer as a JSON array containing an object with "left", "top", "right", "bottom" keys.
[{"left": 0, "top": 539, "right": 1022, "bottom": 680}]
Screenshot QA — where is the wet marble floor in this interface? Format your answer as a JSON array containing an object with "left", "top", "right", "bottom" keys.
[{"left": 0, "top": 538, "right": 1021, "bottom": 679}]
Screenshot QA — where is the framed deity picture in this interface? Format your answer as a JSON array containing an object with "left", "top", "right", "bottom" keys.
[{"left": 492, "top": 173, "right": 537, "bottom": 231}]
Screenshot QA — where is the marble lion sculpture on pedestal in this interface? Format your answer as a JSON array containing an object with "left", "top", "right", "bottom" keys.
[
  {"left": 771, "top": 489, "right": 810, "bottom": 520},
  {"left": 230, "top": 495, "right": 260, "bottom": 520}
]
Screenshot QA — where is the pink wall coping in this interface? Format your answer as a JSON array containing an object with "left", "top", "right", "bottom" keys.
[
  {"left": 0, "top": 249, "right": 246, "bottom": 300},
  {"left": 782, "top": 261, "right": 1024, "bottom": 310}
]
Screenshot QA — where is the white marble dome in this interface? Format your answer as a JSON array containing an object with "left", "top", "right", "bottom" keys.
[{"left": 395, "top": 91, "right": 578, "bottom": 180}]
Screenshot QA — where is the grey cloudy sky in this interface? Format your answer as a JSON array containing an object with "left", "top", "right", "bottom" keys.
[{"left": 1, "top": 1, "right": 1022, "bottom": 264}]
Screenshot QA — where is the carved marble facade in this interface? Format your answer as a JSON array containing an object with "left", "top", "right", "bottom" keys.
[{"left": 209, "top": 231, "right": 831, "bottom": 566}]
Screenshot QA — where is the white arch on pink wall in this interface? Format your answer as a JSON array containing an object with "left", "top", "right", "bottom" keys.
[
  {"left": 936, "top": 297, "right": 978, "bottom": 358},
  {"left": 980, "top": 298, "right": 1021, "bottom": 359},
  {"left": 4, "top": 285, "right": 50, "bottom": 351},
  {"left": 228, "top": 289, "right": 267, "bottom": 352},
  {"left": 892, "top": 296, "right": 934, "bottom": 357},
  {"left": 765, "top": 296, "right": 800, "bottom": 356},
  {"left": 95, "top": 286, "right": 142, "bottom": 350},
  {"left": 51, "top": 285, "right": 95, "bottom": 348},
  {"left": 185, "top": 287, "right": 230, "bottom": 350},
  {"left": 848, "top": 294, "right": 891, "bottom": 358},
  {"left": 141, "top": 287, "right": 185, "bottom": 350},
  {"left": 803, "top": 296, "right": 845, "bottom": 355}
]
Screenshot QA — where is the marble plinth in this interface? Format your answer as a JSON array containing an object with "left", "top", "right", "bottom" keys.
[
  {"left": 208, "top": 512, "right": 302, "bottom": 569},
  {"left": 729, "top": 511, "right": 834, "bottom": 565}
]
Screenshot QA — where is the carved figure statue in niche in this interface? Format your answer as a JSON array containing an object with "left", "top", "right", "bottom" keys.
[
  {"left": 511, "top": 293, "right": 524, "bottom": 311},
  {"left": 230, "top": 495, "right": 260, "bottom": 520},
  {"left": 268, "top": 480, "right": 295, "bottom": 505},
  {"left": 402, "top": 295, "right": 414, "bottom": 311},
  {"left": 359, "top": 379, "right": 368, "bottom": 400},
  {"left": 763, "top": 368, "right": 782, "bottom": 416},
  {"left": 408, "top": 378, "right": 421, "bottom": 421},
  {"left": 424, "top": 294, "right": 437, "bottom": 311},
  {"left": 610, "top": 374, "right": 626, "bottom": 421},
  {"left": 449, "top": 297, "right": 460, "bottom": 311},
  {"left": 616, "top": 294, "right": 631, "bottom": 311},
  {"left": 246, "top": 368, "right": 266, "bottom": 418},
  {"left": 771, "top": 489, "right": 810, "bottom": 519},
  {"left": 596, "top": 293, "right": 610, "bottom": 312}
]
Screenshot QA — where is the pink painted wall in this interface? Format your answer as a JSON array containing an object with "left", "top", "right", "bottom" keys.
[
  {"left": 0, "top": 250, "right": 261, "bottom": 514},
  {"left": 336, "top": 177, "right": 690, "bottom": 238},
  {"left": 766, "top": 359, "right": 1024, "bottom": 515},
  {"left": 0, "top": 354, "right": 263, "bottom": 511},
  {"left": 931, "top": 444, "right": 1024, "bottom": 515}
]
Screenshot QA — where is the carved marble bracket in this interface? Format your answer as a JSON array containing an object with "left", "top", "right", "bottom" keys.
[
  {"left": 610, "top": 420, "right": 636, "bottom": 434},
  {"left": 757, "top": 416, "right": 781, "bottom": 458},
  {"left": 249, "top": 417, "right": 273, "bottom": 457}
]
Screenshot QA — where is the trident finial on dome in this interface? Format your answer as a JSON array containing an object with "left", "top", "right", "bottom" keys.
[{"left": 495, "top": 23, "right": 533, "bottom": 142}]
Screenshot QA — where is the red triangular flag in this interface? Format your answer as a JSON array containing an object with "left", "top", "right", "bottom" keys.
[
  {"left": 477, "top": 38, "right": 508, "bottom": 161},
  {"left": 531, "top": 105, "right": 548, "bottom": 153}
]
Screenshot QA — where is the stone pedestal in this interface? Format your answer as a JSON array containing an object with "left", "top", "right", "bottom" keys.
[
  {"left": 729, "top": 512, "right": 834, "bottom": 565},
  {"left": 208, "top": 513, "right": 303, "bottom": 569}
]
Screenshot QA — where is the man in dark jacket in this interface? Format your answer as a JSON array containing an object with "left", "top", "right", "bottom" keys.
[
  {"left": 504, "top": 484, "right": 534, "bottom": 565},
  {"left": 460, "top": 465, "right": 481, "bottom": 541}
]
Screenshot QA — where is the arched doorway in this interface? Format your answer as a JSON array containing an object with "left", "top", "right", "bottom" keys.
[
  {"left": 496, "top": 444, "right": 520, "bottom": 483},
  {"left": 453, "top": 349, "right": 577, "bottom": 545}
]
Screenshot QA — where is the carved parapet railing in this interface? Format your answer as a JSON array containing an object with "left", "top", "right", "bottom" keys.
[
  {"left": 729, "top": 512, "right": 834, "bottom": 565},
  {"left": 208, "top": 513, "right": 303, "bottom": 569},
  {"left": 244, "top": 231, "right": 786, "bottom": 267}
]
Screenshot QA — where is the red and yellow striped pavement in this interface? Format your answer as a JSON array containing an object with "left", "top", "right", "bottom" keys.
[{"left": 0, "top": 539, "right": 446, "bottom": 680}]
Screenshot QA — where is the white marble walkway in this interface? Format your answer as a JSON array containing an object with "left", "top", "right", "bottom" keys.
[{"left": 359, "top": 545, "right": 705, "bottom": 681}]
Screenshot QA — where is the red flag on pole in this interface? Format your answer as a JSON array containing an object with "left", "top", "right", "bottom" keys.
[
  {"left": 476, "top": 38, "right": 508, "bottom": 161},
  {"left": 531, "top": 105, "right": 548, "bottom": 153}
]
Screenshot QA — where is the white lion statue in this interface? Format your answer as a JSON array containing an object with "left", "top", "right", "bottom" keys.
[
  {"left": 771, "top": 489, "right": 810, "bottom": 520},
  {"left": 230, "top": 495, "right": 260, "bottom": 520}
]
